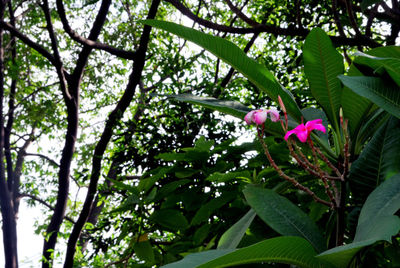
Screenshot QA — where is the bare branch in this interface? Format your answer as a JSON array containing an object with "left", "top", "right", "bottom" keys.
[
  {"left": 224, "top": 0, "right": 259, "bottom": 27},
  {"left": 18, "top": 194, "right": 76, "bottom": 224},
  {"left": 165, "top": 0, "right": 381, "bottom": 47}
]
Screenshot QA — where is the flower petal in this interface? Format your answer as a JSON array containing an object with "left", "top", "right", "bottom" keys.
[
  {"left": 254, "top": 110, "right": 268, "bottom": 125},
  {"left": 244, "top": 110, "right": 255, "bottom": 125},
  {"left": 305, "top": 119, "right": 326, "bottom": 133},
  {"left": 284, "top": 129, "right": 297, "bottom": 140},
  {"left": 296, "top": 130, "right": 309, "bottom": 142},
  {"left": 267, "top": 108, "right": 280, "bottom": 122}
]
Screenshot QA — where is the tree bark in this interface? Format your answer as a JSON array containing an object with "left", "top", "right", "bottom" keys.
[
  {"left": 0, "top": 0, "right": 18, "bottom": 266},
  {"left": 63, "top": 0, "right": 161, "bottom": 266}
]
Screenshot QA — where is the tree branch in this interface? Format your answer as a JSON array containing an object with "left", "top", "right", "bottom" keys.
[
  {"left": 18, "top": 193, "right": 76, "bottom": 224},
  {"left": 0, "top": 21, "right": 59, "bottom": 68},
  {"left": 224, "top": 0, "right": 259, "bottom": 27},
  {"left": 56, "top": 0, "right": 137, "bottom": 60},
  {"left": 165, "top": 0, "right": 381, "bottom": 47},
  {"left": 40, "top": 0, "right": 71, "bottom": 101},
  {"left": 63, "top": 0, "right": 161, "bottom": 266}
]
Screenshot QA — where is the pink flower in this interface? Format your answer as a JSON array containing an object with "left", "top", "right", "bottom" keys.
[
  {"left": 245, "top": 109, "right": 280, "bottom": 125},
  {"left": 284, "top": 119, "right": 326, "bottom": 142}
]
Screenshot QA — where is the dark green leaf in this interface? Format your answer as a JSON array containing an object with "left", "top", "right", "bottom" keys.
[
  {"left": 160, "top": 250, "right": 234, "bottom": 268},
  {"left": 133, "top": 240, "right": 155, "bottom": 264},
  {"left": 169, "top": 93, "right": 251, "bottom": 119},
  {"left": 243, "top": 185, "right": 326, "bottom": 252},
  {"left": 218, "top": 209, "right": 256, "bottom": 249},
  {"left": 199, "top": 237, "right": 333, "bottom": 268},
  {"left": 191, "top": 193, "right": 236, "bottom": 226},
  {"left": 349, "top": 116, "right": 400, "bottom": 201},
  {"left": 206, "top": 171, "right": 250, "bottom": 183},
  {"left": 303, "top": 28, "right": 343, "bottom": 130},
  {"left": 150, "top": 209, "right": 189, "bottom": 232},
  {"left": 339, "top": 75, "right": 400, "bottom": 119},
  {"left": 318, "top": 174, "right": 400, "bottom": 267}
]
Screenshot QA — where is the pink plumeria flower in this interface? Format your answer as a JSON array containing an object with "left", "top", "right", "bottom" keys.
[
  {"left": 244, "top": 108, "right": 280, "bottom": 125},
  {"left": 284, "top": 119, "right": 326, "bottom": 142}
]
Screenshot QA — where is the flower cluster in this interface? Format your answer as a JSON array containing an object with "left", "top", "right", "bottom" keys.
[
  {"left": 244, "top": 107, "right": 326, "bottom": 143},
  {"left": 243, "top": 96, "right": 349, "bottom": 209},
  {"left": 244, "top": 108, "right": 280, "bottom": 125}
]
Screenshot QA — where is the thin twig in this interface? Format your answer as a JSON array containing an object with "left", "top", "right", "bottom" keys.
[{"left": 257, "top": 129, "right": 332, "bottom": 207}]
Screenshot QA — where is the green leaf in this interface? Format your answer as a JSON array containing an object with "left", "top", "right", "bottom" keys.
[
  {"left": 349, "top": 116, "right": 400, "bottom": 201},
  {"left": 318, "top": 174, "right": 400, "bottom": 267},
  {"left": 243, "top": 185, "right": 326, "bottom": 252},
  {"left": 317, "top": 239, "right": 377, "bottom": 268},
  {"left": 191, "top": 193, "right": 236, "bottom": 225},
  {"left": 217, "top": 209, "right": 256, "bottom": 249},
  {"left": 354, "top": 173, "right": 400, "bottom": 242},
  {"left": 339, "top": 75, "right": 400, "bottom": 119},
  {"left": 138, "top": 167, "right": 174, "bottom": 192},
  {"left": 199, "top": 237, "right": 332, "bottom": 268},
  {"left": 150, "top": 209, "right": 189, "bottom": 232},
  {"left": 303, "top": 28, "right": 344, "bottom": 130},
  {"left": 354, "top": 50, "right": 400, "bottom": 87},
  {"left": 133, "top": 240, "right": 155, "bottom": 264},
  {"left": 341, "top": 64, "right": 373, "bottom": 140},
  {"left": 169, "top": 93, "right": 251, "bottom": 119},
  {"left": 160, "top": 250, "right": 234, "bottom": 268},
  {"left": 206, "top": 171, "right": 250, "bottom": 183},
  {"left": 142, "top": 20, "right": 302, "bottom": 121}
]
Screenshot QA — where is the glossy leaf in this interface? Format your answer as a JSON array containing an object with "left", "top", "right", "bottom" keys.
[
  {"left": 349, "top": 116, "right": 400, "bottom": 201},
  {"left": 340, "top": 64, "right": 373, "bottom": 140},
  {"left": 354, "top": 173, "right": 400, "bottom": 242},
  {"left": 217, "top": 209, "right": 256, "bottom": 249},
  {"left": 142, "top": 20, "right": 302, "bottom": 121},
  {"left": 243, "top": 185, "right": 326, "bottom": 252},
  {"left": 318, "top": 174, "right": 400, "bottom": 267},
  {"left": 339, "top": 75, "right": 400, "bottom": 119},
  {"left": 191, "top": 193, "right": 236, "bottom": 225},
  {"left": 303, "top": 28, "right": 343, "bottom": 130},
  {"left": 199, "top": 237, "right": 333, "bottom": 268},
  {"left": 169, "top": 93, "right": 251, "bottom": 119},
  {"left": 161, "top": 250, "right": 234, "bottom": 268},
  {"left": 354, "top": 50, "right": 400, "bottom": 87},
  {"left": 150, "top": 209, "right": 189, "bottom": 232},
  {"left": 133, "top": 240, "right": 155, "bottom": 263}
]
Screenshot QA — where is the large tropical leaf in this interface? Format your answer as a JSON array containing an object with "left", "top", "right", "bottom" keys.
[
  {"left": 161, "top": 250, "right": 234, "bottom": 268},
  {"left": 142, "top": 20, "right": 302, "bottom": 121},
  {"left": 303, "top": 28, "right": 344, "bottom": 131},
  {"left": 354, "top": 49, "right": 400, "bottom": 87},
  {"left": 340, "top": 64, "right": 373, "bottom": 141},
  {"left": 168, "top": 93, "right": 251, "bottom": 119},
  {"left": 349, "top": 116, "right": 400, "bottom": 201},
  {"left": 217, "top": 209, "right": 256, "bottom": 249},
  {"left": 243, "top": 185, "right": 326, "bottom": 252},
  {"left": 339, "top": 75, "right": 400, "bottom": 119},
  {"left": 317, "top": 174, "right": 400, "bottom": 267},
  {"left": 354, "top": 173, "right": 400, "bottom": 242},
  {"left": 199, "top": 237, "right": 333, "bottom": 268}
]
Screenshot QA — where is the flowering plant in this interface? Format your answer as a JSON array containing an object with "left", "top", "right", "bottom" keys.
[{"left": 145, "top": 21, "right": 400, "bottom": 268}]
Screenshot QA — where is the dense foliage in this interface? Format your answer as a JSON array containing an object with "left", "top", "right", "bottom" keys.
[{"left": 0, "top": 0, "right": 399, "bottom": 267}]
